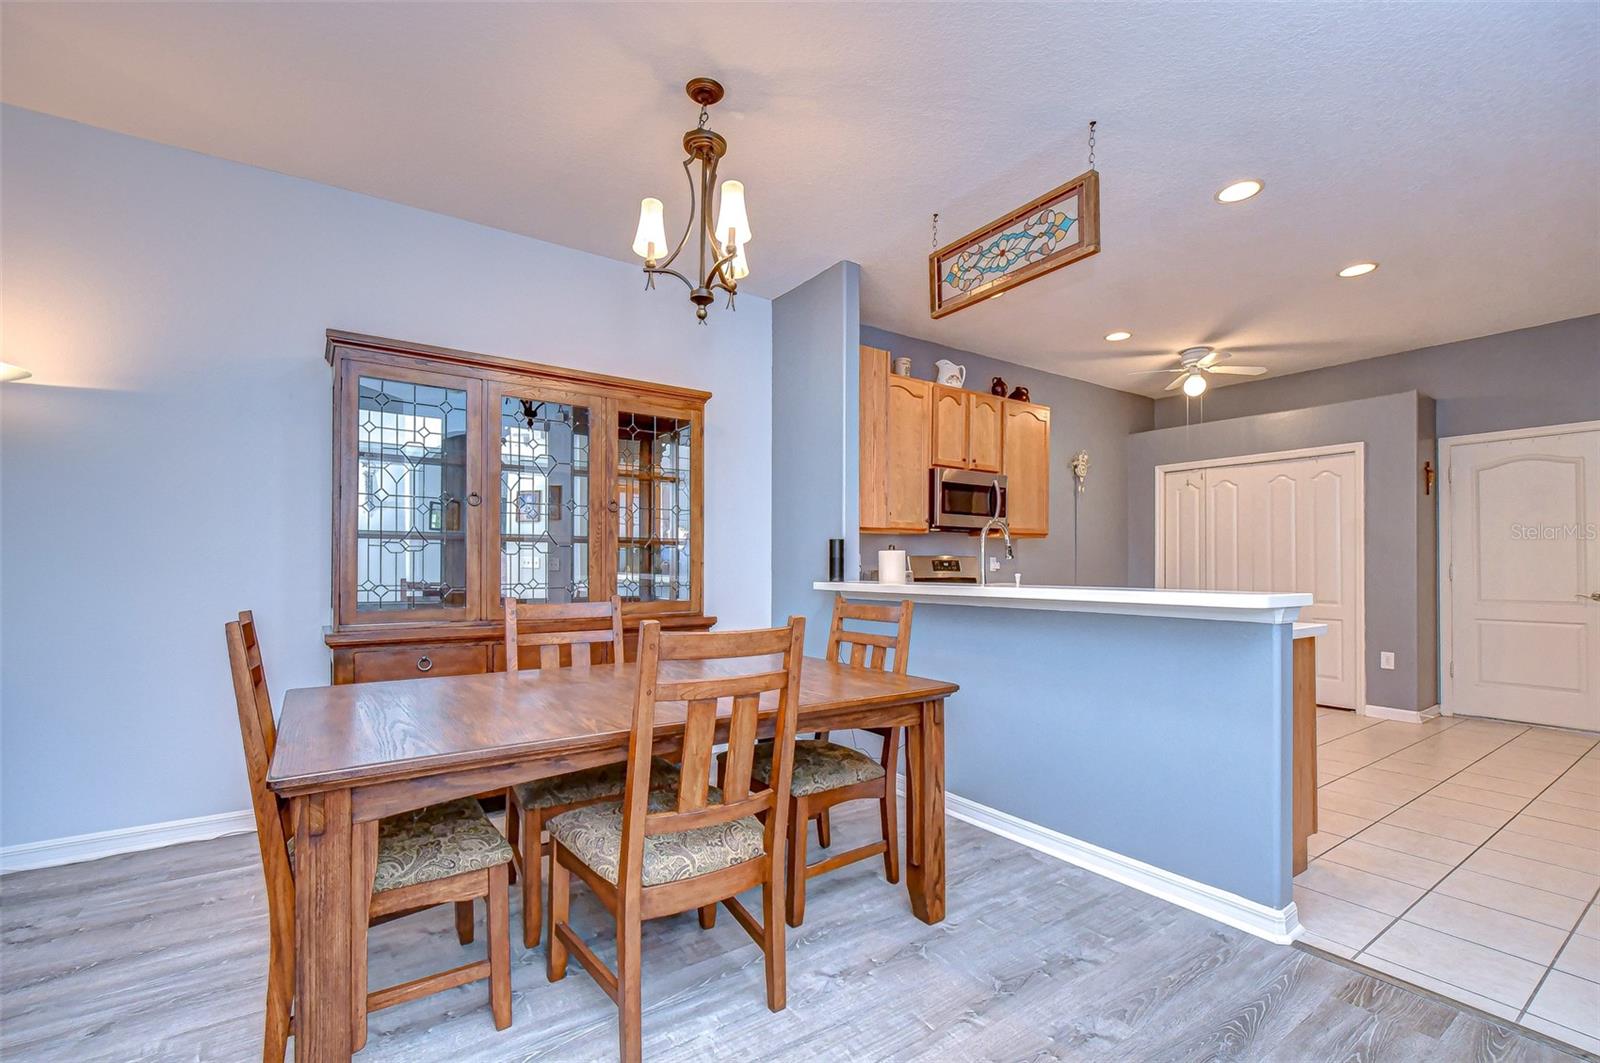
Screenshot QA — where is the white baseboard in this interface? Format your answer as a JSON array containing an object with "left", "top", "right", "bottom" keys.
[
  {"left": 1365, "top": 703, "right": 1441, "bottom": 723},
  {"left": 0, "top": 809, "right": 255, "bottom": 875},
  {"left": 900, "top": 776, "right": 1301, "bottom": 945}
]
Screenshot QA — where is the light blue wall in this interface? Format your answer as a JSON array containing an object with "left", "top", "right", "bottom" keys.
[
  {"left": 770, "top": 261, "right": 860, "bottom": 650},
  {"left": 911, "top": 606, "right": 1294, "bottom": 907},
  {"left": 0, "top": 106, "right": 775, "bottom": 848}
]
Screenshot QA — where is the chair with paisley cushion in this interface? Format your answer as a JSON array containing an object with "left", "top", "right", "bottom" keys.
[
  {"left": 546, "top": 617, "right": 806, "bottom": 1063},
  {"left": 226, "top": 611, "right": 512, "bottom": 1061},
  {"left": 502, "top": 596, "right": 680, "bottom": 948},
  {"left": 733, "top": 594, "right": 913, "bottom": 927}
]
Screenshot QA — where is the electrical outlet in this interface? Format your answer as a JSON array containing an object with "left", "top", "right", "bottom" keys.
[
  {"left": 989, "top": 555, "right": 1001, "bottom": 571},
  {"left": 1380, "top": 651, "right": 1396, "bottom": 670}
]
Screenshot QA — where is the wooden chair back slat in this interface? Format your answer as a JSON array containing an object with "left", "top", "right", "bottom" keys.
[
  {"left": 656, "top": 625, "right": 794, "bottom": 661},
  {"left": 835, "top": 600, "right": 903, "bottom": 623},
  {"left": 505, "top": 595, "right": 625, "bottom": 673},
  {"left": 825, "top": 595, "right": 913, "bottom": 675},
  {"left": 619, "top": 619, "right": 806, "bottom": 903},
  {"left": 655, "top": 671, "right": 789, "bottom": 703},
  {"left": 677, "top": 699, "right": 718, "bottom": 812},
  {"left": 721, "top": 694, "right": 760, "bottom": 802}
]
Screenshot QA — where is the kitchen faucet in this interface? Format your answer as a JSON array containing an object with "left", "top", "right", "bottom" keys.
[{"left": 978, "top": 516, "right": 1014, "bottom": 586}]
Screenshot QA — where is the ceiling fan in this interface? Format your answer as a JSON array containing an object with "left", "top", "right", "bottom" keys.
[{"left": 1132, "top": 346, "right": 1267, "bottom": 396}]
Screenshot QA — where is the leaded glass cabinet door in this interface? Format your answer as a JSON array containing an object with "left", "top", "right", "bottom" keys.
[
  {"left": 613, "top": 403, "right": 703, "bottom": 615},
  {"left": 336, "top": 362, "right": 484, "bottom": 625},
  {"left": 486, "top": 384, "right": 600, "bottom": 611}
]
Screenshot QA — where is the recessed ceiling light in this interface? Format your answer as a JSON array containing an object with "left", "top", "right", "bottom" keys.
[
  {"left": 1215, "top": 180, "right": 1263, "bottom": 203},
  {"left": 1104, "top": 330, "right": 1132, "bottom": 342},
  {"left": 1338, "top": 262, "right": 1379, "bottom": 278}
]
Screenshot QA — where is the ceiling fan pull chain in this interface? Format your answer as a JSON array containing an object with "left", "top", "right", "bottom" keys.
[{"left": 1087, "top": 120, "right": 1097, "bottom": 171}]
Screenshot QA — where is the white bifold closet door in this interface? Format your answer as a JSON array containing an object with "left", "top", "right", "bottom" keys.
[{"left": 1162, "top": 451, "right": 1359, "bottom": 708}]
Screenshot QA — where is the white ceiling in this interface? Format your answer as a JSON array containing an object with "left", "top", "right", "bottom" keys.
[{"left": 4, "top": 3, "right": 1597, "bottom": 396}]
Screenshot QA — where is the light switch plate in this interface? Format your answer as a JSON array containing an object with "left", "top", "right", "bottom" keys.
[{"left": 1380, "top": 651, "right": 1396, "bottom": 670}]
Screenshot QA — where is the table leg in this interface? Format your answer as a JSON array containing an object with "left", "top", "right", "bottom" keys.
[
  {"left": 904, "top": 699, "right": 946, "bottom": 924},
  {"left": 292, "top": 789, "right": 356, "bottom": 1062}
]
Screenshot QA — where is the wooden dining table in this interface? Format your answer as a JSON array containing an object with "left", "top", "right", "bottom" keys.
[{"left": 267, "top": 654, "right": 958, "bottom": 1062}]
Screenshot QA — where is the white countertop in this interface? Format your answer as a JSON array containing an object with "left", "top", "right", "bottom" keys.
[
  {"left": 1293, "top": 622, "right": 1327, "bottom": 640},
  {"left": 813, "top": 581, "right": 1311, "bottom": 624}
]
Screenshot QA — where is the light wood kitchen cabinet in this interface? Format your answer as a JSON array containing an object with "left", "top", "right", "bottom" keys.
[
  {"left": 1002, "top": 399, "right": 1051, "bottom": 535},
  {"left": 968, "top": 393, "right": 1002, "bottom": 472},
  {"left": 860, "top": 345, "right": 933, "bottom": 533},
  {"left": 931, "top": 386, "right": 1002, "bottom": 472},
  {"left": 931, "top": 386, "right": 968, "bottom": 468},
  {"left": 861, "top": 345, "right": 1050, "bottom": 536}
]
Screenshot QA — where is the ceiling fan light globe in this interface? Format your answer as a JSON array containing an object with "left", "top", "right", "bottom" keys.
[{"left": 1182, "top": 373, "right": 1208, "bottom": 398}]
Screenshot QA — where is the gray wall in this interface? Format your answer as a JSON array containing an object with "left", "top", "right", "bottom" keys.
[
  {"left": 771, "top": 262, "right": 861, "bottom": 652},
  {"left": 859, "top": 326, "right": 1154, "bottom": 586},
  {"left": 0, "top": 106, "right": 776, "bottom": 849},
  {"left": 1127, "top": 392, "right": 1437, "bottom": 713},
  {"left": 1152, "top": 314, "right": 1600, "bottom": 435}
]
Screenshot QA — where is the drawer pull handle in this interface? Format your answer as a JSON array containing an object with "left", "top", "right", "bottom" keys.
[{"left": 417, "top": 656, "right": 433, "bottom": 672}]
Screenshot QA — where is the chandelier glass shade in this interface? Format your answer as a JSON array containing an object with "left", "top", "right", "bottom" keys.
[{"left": 632, "top": 78, "right": 750, "bottom": 322}]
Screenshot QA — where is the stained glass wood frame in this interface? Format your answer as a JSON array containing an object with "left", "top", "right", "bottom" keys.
[
  {"left": 928, "top": 168, "right": 1100, "bottom": 319},
  {"left": 328, "top": 332, "right": 708, "bottom": 634}
]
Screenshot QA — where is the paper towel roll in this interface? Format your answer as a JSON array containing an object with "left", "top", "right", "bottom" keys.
[{"left": 878, "top": 548, "right": 908, "bottom": 584}]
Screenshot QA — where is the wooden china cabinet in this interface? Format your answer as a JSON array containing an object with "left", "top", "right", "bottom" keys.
[{"left": 323, "top": 331, "right": 714, "bottom": 683}]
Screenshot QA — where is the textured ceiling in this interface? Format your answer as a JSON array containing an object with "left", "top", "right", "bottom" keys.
[{"left": 3, "top": 2, "right": 1597, "bottom": 396}]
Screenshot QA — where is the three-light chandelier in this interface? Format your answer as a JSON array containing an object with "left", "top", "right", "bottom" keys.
[{"left": 632, "top": 77, "right": 750, "bottom": 323}]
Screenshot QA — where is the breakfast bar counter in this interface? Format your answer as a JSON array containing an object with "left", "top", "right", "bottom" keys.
[{"left": 812, "top": 579, "right": 1318, "bottom": 941}]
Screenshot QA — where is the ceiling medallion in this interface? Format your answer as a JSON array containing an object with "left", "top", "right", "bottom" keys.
[{"left": 632, "top": 77, "right": 751, "bottom": 323}]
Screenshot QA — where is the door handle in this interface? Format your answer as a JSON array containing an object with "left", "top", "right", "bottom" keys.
[{"left": 1579, "top": 592, "right": 1600, "bottom": 602}]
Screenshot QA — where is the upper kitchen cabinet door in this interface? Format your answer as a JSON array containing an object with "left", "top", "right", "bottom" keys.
[
  {"left": 931, "top": 385, "right": 969, "bottom": 468},
  {"left": 968, "top": 393, "right": 1002, "bottom": 472},
  {"left": 1002, "top": 400, "right": 1050, "bottom": 535},
  {"left": 884, "top": 375, "right": 933, "bottom": 530}
]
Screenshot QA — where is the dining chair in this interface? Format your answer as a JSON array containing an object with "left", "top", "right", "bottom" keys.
[
  {"left": 226, "top": 611, "right": 512, "bottom": 1060},
  {"left": 545, "top": 617, "right": 807, "bottom": 1063},
  {"left": 502, "top": 596, "right": 680, "bottom": 948},
  {"left": 739, "top": 594, "right": 913, "bottom": 927}
]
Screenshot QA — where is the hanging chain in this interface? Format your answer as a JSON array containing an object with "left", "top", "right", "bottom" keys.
[
  {"left": 1087, "top": 120, "right": 1097, "bottom": 171},
  {"left": 931, "top": 212, "right": 940, "bottom": 251},
  {"left": 698, "top": 105, "right": 710, "bottom": 130}
]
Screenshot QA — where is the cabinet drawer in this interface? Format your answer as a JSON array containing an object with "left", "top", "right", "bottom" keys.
[{"left": 350, "top": 643, "right": 488, "bottom": 683}]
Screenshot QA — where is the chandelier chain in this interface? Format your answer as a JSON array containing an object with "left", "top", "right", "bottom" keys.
[
  {"left": 931, "top": 212, "right": 939, "bottom": 251},
  {"left": 698, "top": 105, "right": 710, "bottom": 130},
  {"left": 1087, "top": 120, "right": 1097, "bottom": 171}
]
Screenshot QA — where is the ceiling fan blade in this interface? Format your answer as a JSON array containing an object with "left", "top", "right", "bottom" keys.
[
  {"left": 1207, "top": 365, "right": 1268, "bottom": 376},
  {"left": 1197, "top": 349, "right": 1227, "bottom": 367},
  {"left": 1128, "top": 368, "right": 1184, "bottom": 375},
  {"left": 1163, "top": 374, "right": 1188, "bottom": 391}
]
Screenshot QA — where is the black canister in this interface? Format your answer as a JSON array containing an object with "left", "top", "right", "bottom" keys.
[{"left": 828, "top": 538, "right": 845, "bottom": 581}]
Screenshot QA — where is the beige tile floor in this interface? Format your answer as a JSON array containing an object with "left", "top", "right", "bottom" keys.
[{"left": 1295, "top": 709, "right": 1600, "bottom": 1055}]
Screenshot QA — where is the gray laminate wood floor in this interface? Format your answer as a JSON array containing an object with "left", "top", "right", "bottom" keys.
[{"left": 0, "top": 805, "right": 1586, "bottom": 1062}]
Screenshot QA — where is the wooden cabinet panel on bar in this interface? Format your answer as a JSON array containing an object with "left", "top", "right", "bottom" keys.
[
  {"left": 324, "top": 331, "right": 715, "bottom": 682},
  {"left": 1001, "top": 399, "right": 1051, "bottom": 535}
]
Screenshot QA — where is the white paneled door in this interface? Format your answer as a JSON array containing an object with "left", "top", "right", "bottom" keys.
[
  {"left": 1444, "top": 426, "right": 1600, "bottom": 730},
  {"left": 1160, "top": 449, "right": 1361, "bottom": 708}
]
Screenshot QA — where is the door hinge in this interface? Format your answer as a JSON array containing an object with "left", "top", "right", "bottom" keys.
[
  {"left": 1448, "top": 562, "right": 1453, "bottom": 583},
  {"left": 1449, "top": 660, "right": 1454, "bottom": 679}
]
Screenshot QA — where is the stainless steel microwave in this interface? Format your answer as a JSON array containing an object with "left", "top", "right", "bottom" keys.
[{"left": 930, "top": 468, "right": 1007, "bottom": 530}]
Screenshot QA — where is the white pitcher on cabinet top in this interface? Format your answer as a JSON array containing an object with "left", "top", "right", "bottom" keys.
[{"left": 933, "top": 359, "right": 966, "bottom": 387}]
